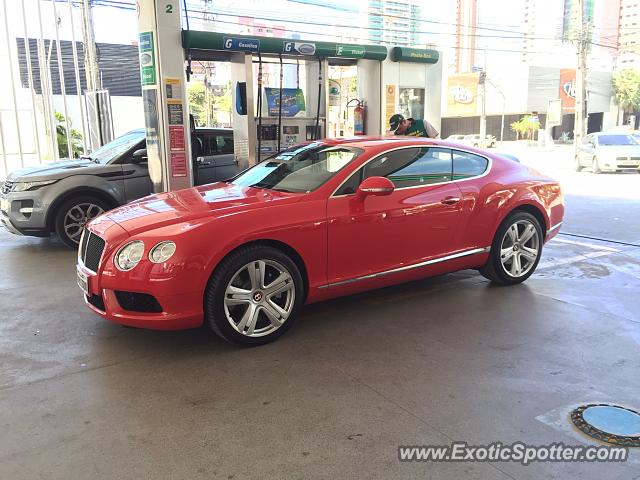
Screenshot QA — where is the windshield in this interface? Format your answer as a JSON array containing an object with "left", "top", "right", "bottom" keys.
[
  {"left": 231, "top": 143, "right": 362, "bottom": 193},
  {"left": 87, "top": 130, "right": 145, "bottom": 164},
  {"left": 598, "top": 134, "right": 640, "bottom": 146}
]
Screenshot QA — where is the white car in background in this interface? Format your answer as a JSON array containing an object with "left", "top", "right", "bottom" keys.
[
  {"left": 576, "top": 132, "right": 640, "bottom": 173},
  {"left": 445, "top": 134, "right": 497, "bottom": 148}
]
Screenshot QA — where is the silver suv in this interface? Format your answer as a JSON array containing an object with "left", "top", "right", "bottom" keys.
[{"left": 1, "top": 128, "right": 237, "bottom": 247}]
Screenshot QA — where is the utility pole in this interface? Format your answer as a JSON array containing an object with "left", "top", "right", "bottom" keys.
[
  {"left": 574, "top": 0, "right": 589, "bottom": 156},
  {"left": 80, "top": 0, "right": 100, "bottom": 91},
  {"left": 479, "top": 70, "right": 487, "bottom": 148}
]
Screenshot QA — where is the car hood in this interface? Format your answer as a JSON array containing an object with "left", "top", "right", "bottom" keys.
[
  {"left": 7, "top": 159, "right": 98, "bottom": 182},
  {"left": 596, "top": 145, "right": 640, "bottom": 157},
  {"left": 102, "top": 182, "right": 303, "bottom": 236}
]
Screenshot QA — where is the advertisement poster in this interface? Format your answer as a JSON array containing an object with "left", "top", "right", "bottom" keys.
[
  {"left": 165, "top": 78, "right": 182, "bottom": 100},
  {"left": 385, "top": 85, "right": 396, "bottom": 125},
  {"left": 168, "top": 103, "right": 184, "bottom": 125},
  {"left": 264, "top": 88, "right": 306, "bottom": 117},
  {"left": 170, "top": 152, "right": 187, "bottom": 177},
  {"left": 559, "top": 69, "right": 576, "bottom": 113},
  {"left": 446, "top": 73, "right": 479, "bottom": 116},
  {"left": 169, "top": 125, "right": 185, "bottom": 151}
]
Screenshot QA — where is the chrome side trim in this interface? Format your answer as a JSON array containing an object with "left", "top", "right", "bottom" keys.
[
  {"left": 548, "top": 221, "right": 563, "bottom": 234},
  {"left": 330, "top": 145, "right": 493, "bottom": 198},
  {"left": 319, "top": 247, "right": 491, "bottom": 289}
]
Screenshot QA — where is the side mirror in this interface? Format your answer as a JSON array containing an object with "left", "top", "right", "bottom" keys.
[
  {"left": 357, "top": 176, "right": 395, "bottom": 197},
  {"left": 131, "top": 148, "right": 147, "bottom": 163}
]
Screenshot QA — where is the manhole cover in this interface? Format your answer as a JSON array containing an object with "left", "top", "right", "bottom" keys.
[{"left": 571, "top": 404, "right": 640, "bottom": 447}]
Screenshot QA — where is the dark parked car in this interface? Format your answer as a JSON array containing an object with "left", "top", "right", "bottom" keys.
[{"left": 1, "top": 128, "right": 237, "bottom": 247}]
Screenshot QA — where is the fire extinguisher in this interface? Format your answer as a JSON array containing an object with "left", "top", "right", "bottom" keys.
[{"left": 348, "top": 99, "right": 366, "bottom": 135}]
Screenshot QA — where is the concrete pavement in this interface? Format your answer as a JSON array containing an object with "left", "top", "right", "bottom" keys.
[{"left": 1, "top": 149, "right": 639, "bottom": 479}]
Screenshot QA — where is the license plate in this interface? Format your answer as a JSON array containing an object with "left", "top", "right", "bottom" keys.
[
  {"left": 0, "top": 198, "right": 8, "bottom": 212},
  {"left": 77, "top": 268, "right": 89, "bottom": 295}
]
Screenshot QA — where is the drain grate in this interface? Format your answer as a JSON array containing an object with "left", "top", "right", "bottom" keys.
[{"left": 571, "top": 404, "right": 640, "bottom": 447}]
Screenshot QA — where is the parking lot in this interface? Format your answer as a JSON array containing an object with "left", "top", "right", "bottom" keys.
[{"left": 1, "top": 145, "right": 639, "bottom": 479}]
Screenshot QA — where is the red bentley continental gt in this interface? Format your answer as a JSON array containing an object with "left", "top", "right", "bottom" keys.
[{"left": 77, "top": 137, "right": 564, "bottom": 345}]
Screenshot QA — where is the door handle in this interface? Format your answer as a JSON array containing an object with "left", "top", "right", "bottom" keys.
[{"left": 440, "top": 196, "right": 461, "bottom": 205}]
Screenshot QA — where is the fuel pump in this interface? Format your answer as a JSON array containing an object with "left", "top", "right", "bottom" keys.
[
  {"left": 256, "top": 52, "right": 263, "bottom": 160},
  {"left": 313, "top": 57, "right": 322, "bottom": 140},
  {"left": 277, "top": 54, "right": 284, "bottom": 152}
]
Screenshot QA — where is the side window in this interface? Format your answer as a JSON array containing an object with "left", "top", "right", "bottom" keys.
[
  {"left": 452, "top": 150, "right": 489, "bottom": 179},
  {"left": 363, "top": 147, "right": 452, "bottom": 189},
  {"left": 200, "top": 135, "right": 218, "bottom": 156},
  {"left": 216, "top": 135, "right": 234, "bottom": 154},
  {"left": 334, "top": 169, "right": 362, "bottom": 196}
]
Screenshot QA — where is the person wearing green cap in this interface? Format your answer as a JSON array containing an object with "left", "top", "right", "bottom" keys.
[{"left": 388, "top": 113, "right": 439, "bottom": 138}]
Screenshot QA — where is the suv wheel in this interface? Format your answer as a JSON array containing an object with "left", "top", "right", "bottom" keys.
[{"left": 54, "top": 196, "right": 109, "bottom": 248}]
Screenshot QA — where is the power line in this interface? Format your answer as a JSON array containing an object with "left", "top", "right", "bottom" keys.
[{"left": 188, "top": 7, "right": 565, "bottom": 42}]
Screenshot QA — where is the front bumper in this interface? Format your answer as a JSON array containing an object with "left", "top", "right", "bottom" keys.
[
  {"left": 78, "top": 262, "right": 204, "bottom": 330},
  {"left": 600, "top": 159, "right": 640, "bottom": 171},
  {"left": 0, "top": 193, "right": 49, "bottom": 236}
]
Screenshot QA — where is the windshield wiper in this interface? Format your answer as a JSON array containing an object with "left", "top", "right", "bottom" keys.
[{"left": 80, "top": 155, "right": 97, "bottom": 163}]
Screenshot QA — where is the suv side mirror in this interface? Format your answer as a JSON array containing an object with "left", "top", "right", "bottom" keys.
[
  {"left": 131, "top": 148, "right": 147, "bottom": 163},
  {"left": 357, "top": 176, "right": 395, "bottom": 197}
]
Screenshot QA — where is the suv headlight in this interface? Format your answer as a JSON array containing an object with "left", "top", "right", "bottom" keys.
[
  {"left": 115, "top": 241, "right": 145, "bottom": 271},
  {"left": 13, "top": 180, "right": 58, "bottom": 192}
]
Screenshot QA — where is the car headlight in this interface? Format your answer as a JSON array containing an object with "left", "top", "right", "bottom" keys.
[
  {"left": 13, "top": 180, "right": 58, "bottom": 192},
  {"left": 115, "top": 241, "right": 145, "bottom": 271},
  {"left": 148, "top": 241, "right": 176, "bottom": 263}
]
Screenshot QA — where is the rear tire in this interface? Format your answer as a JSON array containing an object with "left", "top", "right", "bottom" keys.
[
  {"left": 204, "top": 245, "right": 304, "bottom": 346},
  {"left": 54, "top": 196, "right": 109, "bottom": 249},
  {"left": 480, "top": 211, "right": 543, "bottom": 285}
]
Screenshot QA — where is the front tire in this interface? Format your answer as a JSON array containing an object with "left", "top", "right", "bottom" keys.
[
  {"left": 592, "top": 156, "right": 601, "bottom": 174},
  {"left": 205, "top": 245, "right": 304, "bottom": 346},
  {"left": 480, "top": 211, "right": 543, "bottom": 285},
  {"left": 54, "top": 196, "right": 109, "bottom": 248}
]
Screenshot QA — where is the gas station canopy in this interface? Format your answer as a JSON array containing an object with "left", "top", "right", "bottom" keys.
[{"left": 182, "top": 30, "right": 389, "bottom": 60}]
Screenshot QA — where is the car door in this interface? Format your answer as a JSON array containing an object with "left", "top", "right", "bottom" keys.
[
  {"left": 193, "top": 132, "right": 218, "bottom": 185},
  {"left": 327, "top": 146, "right": 465, "bottom": 284},
  {"left": 119, "top": 140, "right": 153, "bottom": 202},
  {"left": 212, "top": 132, "right": 238, "bottom": 180}
]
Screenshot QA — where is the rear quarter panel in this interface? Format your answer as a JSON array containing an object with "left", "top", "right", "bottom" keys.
[{"left": 455, "top": 155, "right": 564, "bottom": 250}]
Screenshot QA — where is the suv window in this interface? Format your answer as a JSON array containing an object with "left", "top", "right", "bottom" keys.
[
  {"left": 452, "top": 150, "right": 488, "bottom": 179},
  {"left": 200, "top": 134, "right": 219, "bottom": 156},
  {"left": 217, "top": 135, "right": 234, "bottom": 154}
]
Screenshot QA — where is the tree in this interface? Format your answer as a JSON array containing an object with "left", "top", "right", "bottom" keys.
[
  {"left": 510, "top": 119, "right": 526, "bottom": 140},
  {"left": 188, "top": 82, "right": 208, "bottom": 127},
  {"left": 613, "top": 69, "right": 640, "bottom": 115},
  {"left": 55, "top": 112, "right": 83, "bottom": 158},
  {"left": 510, "top": 115, "right": 540, "bottom": 140}
]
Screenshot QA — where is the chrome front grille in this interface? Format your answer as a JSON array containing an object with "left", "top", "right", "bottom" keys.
[
  {"left": 79, "top": 229, "right": 106, "bottom": 272},
  {"left": 1, "top": 181, "right": 15, "bottom": 195},
  {"left": 616, "top": 156, "right": 640, "bottom": 162}
]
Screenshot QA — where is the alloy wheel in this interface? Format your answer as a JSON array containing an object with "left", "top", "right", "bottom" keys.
[
  {"left": 64, "top": 203, "right": 105, "bottom": 244},
  {"left": 499, "top": 220, "right": 540, "bottom": 278},
  {"left": 223, "top": 259, "right": 295, "bottom": 337}
]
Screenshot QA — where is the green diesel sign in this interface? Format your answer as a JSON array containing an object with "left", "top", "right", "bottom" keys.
[{"left": 139, "top": 31, "right": 156, "bottom": 85}]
